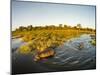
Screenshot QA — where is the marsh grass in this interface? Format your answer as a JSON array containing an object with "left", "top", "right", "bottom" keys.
[{"left": 12, "top": 25, "right": 95, "bottom": 55}]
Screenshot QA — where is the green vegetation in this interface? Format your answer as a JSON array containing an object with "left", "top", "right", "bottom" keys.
[
  {"left": 89, "top": 34, "right": 96, "bottom": 46},
  {"left": 19, "top": 44, "right": 32, "bottom": 54},
  {"left": 12, "top": 24, "right": 95, "bottom": 55},
  {"left": 90, "top": 39, "right": 96, "bottom": 46}
]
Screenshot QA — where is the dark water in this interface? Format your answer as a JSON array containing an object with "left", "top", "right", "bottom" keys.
[{"left": 12, "top": 34, "right": 96, "bottom": 74}]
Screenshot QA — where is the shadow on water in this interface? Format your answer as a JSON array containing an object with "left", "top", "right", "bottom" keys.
[{"left": 12, "top": 34, "right": 96, "bottom": 74}]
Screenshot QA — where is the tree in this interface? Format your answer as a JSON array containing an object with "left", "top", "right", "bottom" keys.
[
  {"left": 27, "top": 25, "right": 33, "bottom": 31},
  {"left": 59, "top": 24, "right": 63, "bottom": 29},
  {"left": 19, "top": 26, "right": 24, "bottom": 31},
  {"left": 76, "top": 24, "right": 82, "bottom": 28},
  {"left": 64, "top": 25, "right": 67, "bottom": 28}
]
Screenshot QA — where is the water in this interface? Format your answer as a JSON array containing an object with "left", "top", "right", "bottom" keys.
[
  {"left": 12, "top": 38, "right": 26, "bottom": 52},
  {"left": 12, "top": 34, "right": 96, "bottom": 74},
  {"left": 47, "top": 34, "right": 96, "bottom": 68}
]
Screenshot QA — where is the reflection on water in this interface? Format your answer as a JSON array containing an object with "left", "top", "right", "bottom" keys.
[
  {"left": 47, "top": 34, "right": 96, "bottom": 68},
  {"left": 12, "top": 34, "right": 96, "bottom": 74},
  {"left": 12, "top": 38, "right": 26, "bottom": 52}
]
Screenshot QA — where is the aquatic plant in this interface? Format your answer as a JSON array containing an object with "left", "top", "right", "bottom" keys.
[
  {"left": 90, "top": 39, "right": 96, "bottom": 46},
  {"left": 19, "top": 45, "right": 32, "bottom": 54},
  {"left": 12, "top": 24, "right": 95, "bottom": 56}
]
